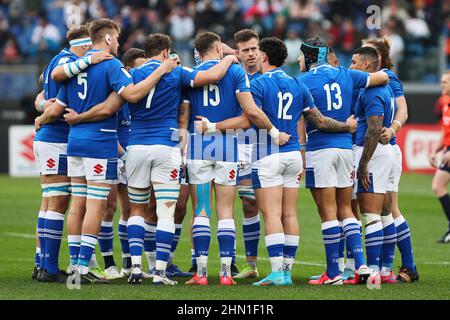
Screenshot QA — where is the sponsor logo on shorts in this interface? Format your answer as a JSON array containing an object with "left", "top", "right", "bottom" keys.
[
  {"left": 47, "top": 158, "right": 56, "bottom": 169},
  {"left": 170, "top": 169, "right": 178, "bottom": 180},
  {"left": 229, "top": 169, "right": 236, "bottom": 180},
  {"left": 93, "top": 164, "right": 104, "bottom": 175}
]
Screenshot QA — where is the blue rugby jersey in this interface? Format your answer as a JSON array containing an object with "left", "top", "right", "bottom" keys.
[
  {"left": 187, "top": 60, "right": 250, "bottom": 162},
  {"left": 384, "top": 69, "right": 404, "bottom": 145},
  {"left": 35, "top": 48, "right": 77, "bottom": 143},
  {"left": 250, "top": 68, "right": 315, "bottom": 161},
  {"left": 127, "top": 59, "right": 197, "bottom": 147},
  {"left": 299, "top": 62, "right": 370, "bottom": 151},
  {"left": 355, "top": 85, "right": 397, "bottom": 147},
  {"left": 56, "top": 49, "right": 133, "bottom": 159},
  {"left": 117, "top": 103, "right": 131, "bottom": 149}
]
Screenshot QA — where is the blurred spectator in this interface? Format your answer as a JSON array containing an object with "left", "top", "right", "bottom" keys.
[
  {"left": 30, "top": 15, "right": 61, "bottom": 61},
  {"left": 0, "top": 0, "right": 444, "bottom": 82},
  {"left": 284, "top": 29, "right": 302, "bottom": 75}
]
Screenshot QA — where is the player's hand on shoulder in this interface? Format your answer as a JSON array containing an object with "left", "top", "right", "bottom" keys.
[
  {"left": 346, "top": 115, "right": 357, "bottom": 133},
  {"left": 63, "top": 108, "right": 80, "bottom": 125},
  {"left": 91, "top": 51, "right": 113, "bottom": 64},
  {"left": 278, "top": 132, "right": 291, "bottom": 146},
  {"left": 224, "top": 54, "right": 239, "bottom": 64},
  {"left": 159, "top": 57, "right": 178, "bottom": 74},
  {"left": 379, "top": 127, "right": 393, "bottom": 145}
]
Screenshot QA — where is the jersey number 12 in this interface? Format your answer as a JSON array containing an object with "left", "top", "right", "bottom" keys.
[{"left": 277, "top": 92, "right": 293, "bottom": 120}]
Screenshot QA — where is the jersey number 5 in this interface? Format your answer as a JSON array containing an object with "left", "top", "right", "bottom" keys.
[
  {"left": 77, "top": 73, "right": 87, "bottom": 100},
  {"left": 277, "top": 92, "right": 293, "bottom": 120},
  {"left": 203, "top": 84, "right": 220, "bottom": 107},
  {"left": 323, "top": 83, "right": 342, "bottom": 111}
]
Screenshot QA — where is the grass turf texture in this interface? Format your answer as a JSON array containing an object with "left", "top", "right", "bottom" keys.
[{"left": 0, "top": 173, "right": 449, "bottom": 300}]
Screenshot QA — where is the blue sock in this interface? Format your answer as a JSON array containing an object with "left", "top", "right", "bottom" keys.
[
  {"left": 322, "top": 220, "right": 341, "bottom": 278},
  {"left": 118, "top": 219, "right": 130, "bottom": 257},
  {"left": 342, "top": 217, "right": 365, "bottom": 269},
  {"left": 171, "top": 224, "right": 182, "bottom": 254},
  {"left": 44, "top": 211, "right": 64, "bottom": 275},
  {"left": 127, "top": 216, "right": 146, "bottom": 266},
  {"left": 284, "top": 235, "right": 299, "bottom": 272},
  {"left": 191, "top": 248, "right": 197, "bottom": 266},
  {"left": 35, "top": 247, "right": 41, "bottom": 268},
  {"left": 364, "top": 215, "right": 383, "bottom": 270},
  {"left": 381, "top": 215, "right": 397, "bottom": 269},
  {"left": 98, "top": 221, "right": 115, "bottom": 268},
  {"left": 144, "top": 222, "right": 157, "bottom": 253},
  {"left": 395, "top": 215, "right": 415, "bottom": 270},
  {"left": 265, "top": 233, "right": 285, "bottom": 272},
  {"left": 155, "top": 219, "right": 175, "bottom": 271},
  {"left": 338, "top": 223, "right": 345, "bottom": 272},
  {"left": 243, "top": 214, "right": 260, "bottom": 259},
  {"left": 68, "top": 235, "right": 81, "bottom": 266},
  {"left": 218, "top": 219, "right": 235, "bottom": 258},
  {"left": 78, "top": 234, "right": 98, "bottom": 274},
  {"left": 192, "top": 216, "right": 211, "bottom": 258},
  {"left": 37, "top": 211, "right": 46, "bottom": 270}
]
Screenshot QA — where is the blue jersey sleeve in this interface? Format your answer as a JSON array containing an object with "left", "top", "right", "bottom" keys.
[
  {"left": 301, "top": 83, "right": 316, "bottom": 112},
  {"left": 56, "top": 83, "right": 69, "bottom": 107},
  {"left": 348, "top": 69, "right": 370, "bottom": 89},
  {"left": 388, "top": 72, "right": 404, "bottom": 98},
  {"left": 233, "top": 65, "right": 251, "bottom": 93},
  {"left": 362, "top": 89, "right": 384, "bottom": 118},
  {"left": 250, "top": 79, "right": 263, "bottom": 108},
  {"left": 107, "top": 59, "right": 133, "bottom": 94},
  {"left": 180, "top": 66, "right": 198, "bottom": 88}
]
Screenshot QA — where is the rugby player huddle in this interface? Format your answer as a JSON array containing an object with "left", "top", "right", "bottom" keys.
[{"left": 31, "top": 17, "right": 419, "bottom": 286}]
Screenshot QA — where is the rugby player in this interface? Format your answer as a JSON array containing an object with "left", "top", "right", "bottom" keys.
[
  {"left": 297, "top": 37, "right": 388, "bottom": 285},
  {"left": 430, "top": 71, "right": 450, "bottom": 244},
  {"left": 35, "top": 19, "right": 179, "bottom": 284},
  {"left": 363, "top": 37, "right": 419, "bottom": 283},
  {"left": 33, "top": 25, "right": 111, "bottom": 282},
  {"left": 350, "top": 46, "right": 396, "bottom": 285}
]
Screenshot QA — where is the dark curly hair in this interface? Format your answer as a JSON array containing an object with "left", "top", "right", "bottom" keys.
[{"left": 258, "top": 37, "right": 288, "bottom": 67}]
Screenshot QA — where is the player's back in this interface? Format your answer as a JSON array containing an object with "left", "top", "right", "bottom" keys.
[
  {"left": 300, "top": 63, "right": 369, "bottom": 151},
  {"left": 355, "top": 84, "right": 396, "bottom": 146},
  {"left": 128, "top": 60, "right": 194, "bottom": 147},
  {"left": 58, "top": 49, "right": 132, "bottom": 158},
  {"left": 187, "top": 60, "right": 246, "bottom": 133},
  {"left": 36, "top": 48, "right": 77, "bottom": 143},
  {"left": 251, "top": 68, "right": 313, "bottom": 157}
]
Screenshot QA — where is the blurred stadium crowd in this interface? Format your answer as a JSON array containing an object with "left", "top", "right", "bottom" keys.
[{"left": 0, "top": 0, "right": 449, "bottom": 81}]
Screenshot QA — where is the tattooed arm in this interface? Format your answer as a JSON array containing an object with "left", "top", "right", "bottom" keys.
[
  {"left": 357, "top": 115, "right": 383, "bottom": 190},
  {"left": 303, "top": 108, "right": 356, "bottom": 133}
]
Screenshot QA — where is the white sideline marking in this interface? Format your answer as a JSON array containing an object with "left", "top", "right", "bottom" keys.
[{"left": 1, "top": 232, "right": 35, "bottom": 239}]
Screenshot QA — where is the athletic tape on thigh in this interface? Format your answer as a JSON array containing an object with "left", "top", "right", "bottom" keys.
[
  {"left": 86, "top": 185, "right": 111, "bottom": 200},
  {"left": 238, "top": 184, "right": 255, "bottom": 200},
  {"left": 41, "top": 184, "right": 49, "bottom": 198},
  {"left": 71, "top": 183, "right": 87, "bottom": 197},
  {"left": 128, "top": 187, "right": 150, "bottom": 204},
  {"left": 194, "top": 183, "right": 211, "bottom": 217},
  {"left": 46, "top": 182, "right": 71, "bottom": 197},
  {"left": 153, "top": 184, "right": 180, "bottom": 220}
]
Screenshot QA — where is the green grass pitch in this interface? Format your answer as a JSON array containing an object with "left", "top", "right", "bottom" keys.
[{"left": 0, "top": 173, "right": 449, "bottom": 300}]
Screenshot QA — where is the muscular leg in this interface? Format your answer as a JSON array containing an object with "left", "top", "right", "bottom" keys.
[
  {"left": 67, "top": 177, "right": 86, "bottom": 268},
  {"left": 170, "top": 184, "right": 190, "bottom": 265},
  {"left": 357, "top": 192, "right": 385, "bottom": 271},
  {"left": 99, "top": 184, "right": 117, "bottom": 269},
  {"left": 281, "top": 187, "right": 300, "bottom": 275},
  {"left": 43, "top": 174, "right": 70, "bottom": 275},
  {"left": 310, "top": 188, "right": 341, "bottom": 279},
  {"left": 214, "top": 183, "right": 237, "bottom": 278},
  {"left": 36, "top": 175, "right": 48, "bottom": 272},
  {"left": 432, "top": 169, "right": 450, "bottom": 230},
  {"left": 143, "top": 190, "right": 157, "bottom": 272},
  {"left": 117, "top": 183, "right": 131, "bottom": 271},
  {"left": 239, "top": 178, "right": 260, "bottom": 270}
]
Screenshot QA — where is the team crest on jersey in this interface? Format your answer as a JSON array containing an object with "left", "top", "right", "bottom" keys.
[
  {"left": 47, "top": 158, "right": 56, "bottom": 169},
  {"left": 93, "top": 164, "right": 104, "bottom": 175},
  {"left": 170, "top": 169, "right": 179, "bottom": 181}
]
